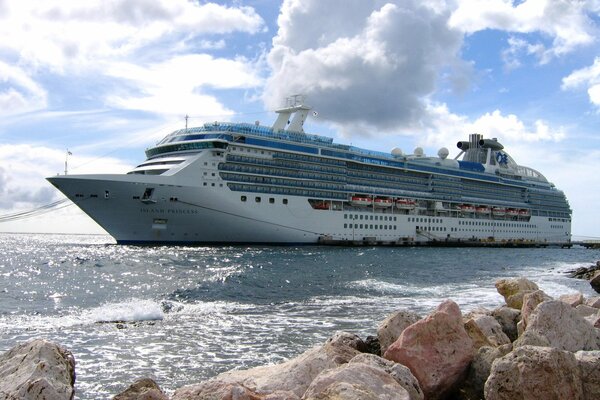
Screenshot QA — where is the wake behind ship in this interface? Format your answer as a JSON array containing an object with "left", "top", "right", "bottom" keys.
[{"left": 47, "top": 97, "right": 571, "bottom": 245}]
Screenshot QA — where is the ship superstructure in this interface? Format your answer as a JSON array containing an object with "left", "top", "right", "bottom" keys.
[{"left": 48, "top": 97, "right": 571, "bottom": 245}]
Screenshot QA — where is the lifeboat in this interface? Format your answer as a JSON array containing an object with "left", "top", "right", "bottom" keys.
[
  {"left": 492, "top": 207, "right": 506, "bottom": 217},
  {"left": 374, "top": 198, "right": 393, "bottom": 208},
  {"left": 396, "top": 198, "right": 416, "bottom": 209},
  {"left": 460, "top": 204, "right": 475, "bottom": 213},
  {"left": 506, "top": 209, "right": 519, "bottom": 217},
  {"left": 350, "top": 196, "right": 372, "bottom": 206},
  {"left": 313, "top": 201, "right": 329, "bottom": 210},
  {"left": 476, "top": 206, "right": 491, "bottom": 214},
  {"left": 519, "top": 209, "right": 530, "bottom": 216}
]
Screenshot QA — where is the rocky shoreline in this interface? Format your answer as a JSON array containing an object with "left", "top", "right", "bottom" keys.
[{"left": 2, "top": 275, "right": 600, "bottom": 400}]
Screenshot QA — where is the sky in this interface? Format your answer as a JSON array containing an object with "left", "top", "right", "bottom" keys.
[{"left": 0, "top": 0, "right": 599, "bottom": 239}]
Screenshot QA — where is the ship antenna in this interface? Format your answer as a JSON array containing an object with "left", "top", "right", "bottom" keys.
[
  {"left": 185, "top": 114, "right": 189, "bottom": 132},
  {"left": 64, "top": 149, "right": 72, "bottom": 175}
]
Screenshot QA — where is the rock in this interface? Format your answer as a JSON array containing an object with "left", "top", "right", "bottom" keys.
[
  {"left": 349, "top": 354, "right": 423, "bottom": 400},
  {"left": 491, "top": 306, "right": 521, "bottom": 342},
  {"left": 521, "top": 289, "right": 552, "bottom": 330},
  {"left": 515, "top": 300, "right": 600, "bottom": 352},
  {"left": 0, "top": 339, "right": 76, "bottom": 400},
  {"left": 377, "top": 310, "right": 420, "bottom": 355},
  {"left": 362, "top": 335, "right": 381, "bottom": 356},
  {"left": 567, "top": 264, "right": 600, "bottom": 280},
  {"left": 303, "top": 362, "right": 410, "bottom": 400},
  {"left": 577, "top": 304, "right": 599, "bottom": 319},
  {"left": 575, "top": 350, "right": 600, "bottom": 400},
  {"left": 172, "top": 380, "right": 299, "bottom": 400},
  {"left": 464, "top": 319, "right": 494, "bottom": 350},
  {"left": 384, "top": 300, "right": 473, "bottom": 400},
  {"left": 472, "top": 315, "right": 510, "bottom": 346},
  {"left": 173, "top": 332, "right": 362, "bottom": 399},
  {"left": 560, "top": 292, "right": 585, "bottom": 307},
  {"left": 591, "top": 271, "right": 600, "bottom": 294},
  {"left": 484, "top": 345, "right": 583, "bottom": 400},
  {"left": 458, "top": 345, "right": 511, "bottom": 400},
  {"left": 495, "top": 277, "right": 539, "bottom": 309},
  {"left": 113, "top": 378, "right": 168, "bottom": 400},
  {"left": 585, "top": 296, "right": 600, "bottom": 308}
]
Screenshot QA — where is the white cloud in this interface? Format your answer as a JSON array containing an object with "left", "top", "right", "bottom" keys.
[
  {"left": 0, "top": 0, "right": 265, "bottom": 72},
  {"left": 0, "top": 60, "right": 47, "bottom": 116},
  {"left": 105, "top": 54, "right": 262, "bottom": 115},
  {"left": 264, "top": 0, "right": 465, "bottom": 133},
  {"left": 450, "top": 0, "right": 597, "bottom": 63},
  {"left": 562, "top": 57, "right": 600, "bottom": 108}
]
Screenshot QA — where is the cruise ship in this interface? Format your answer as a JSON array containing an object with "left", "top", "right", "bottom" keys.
[{"left": 47, "top": 97, "right": 571, "bottom": 245}]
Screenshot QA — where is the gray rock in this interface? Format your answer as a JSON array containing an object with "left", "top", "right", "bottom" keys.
[
  {"left": 458, "top": 345, "right": 510, "bottom": 400},
  {"left": 516, "top": 300, "right": 600, "bottom": 352},
  {"left": 173, "top": 332, "right": 362, "bottom": 399},
  {"left": 472, "top": 315, "right": 511, "bottom": 346},
  {"left": 520, "top": 289, "right": 552, "bottom": 330},
  {"left": 491, "top": 306, "right": 521, "bottom": 342},
  {"left": 591, "top": 271, "right": 600, "bottom": 294},
  {"left": 303, "top": 362, "right": 410, "bottom": 400},
  {"left": 377, "top": 310, "right": 420, "bottom": 355},
  {"left": 575, "top": 350, "right": 600, "bottom": 400},
  {"left": 349, "top": 353, "right": 423, "bottom": 400},
  {"left": 113, "top": 378, "right": 168, "bottom": 400},
  {"left": 484, "top": 345, "right": 583, "bottom": 400},
  {"left": 0, "top": 339, "right": 75, "bottom": 400}
]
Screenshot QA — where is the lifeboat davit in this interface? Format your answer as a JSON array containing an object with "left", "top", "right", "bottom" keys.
[
  {"left": 476, "top": 206, "right": 490, "bottom": 214},
  {"left": 519, "top": 209, "right": 530, "bottom": 216},
  {"left": 313, "top": 201, "right": 329, "bottom": 210},
  {"left": 492, "top": 207, "right": 506, "bottom": 217},
  {"left": 396, "top": 198, "right": 416, "bottom": 209},
  {"left": 374, "top": 198, "right": 393, "bottom": 208},
  {"left": 350, "top": 196, "right": 372, "bottom": 206}
]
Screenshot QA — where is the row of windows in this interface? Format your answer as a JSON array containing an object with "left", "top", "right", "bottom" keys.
[
  {"left": 220, "top": 163, "right": 345, "bottom": 184},
  {"left": 343, "top": 214, "right": 398, "bottom": 221},
  {"left": 227, "top": 154, "right": 346, "bottom": 175},
  {"left": 228, "top": 183, "right": 347, "bottom": 200},
  {"left": 344, "top": 223, "right": 397, "bottom": 230},
  {"left": 458, "top": 220, "right": 537, "bottom": 228},
  {"left": 221, "top": 172, "right": 344, "bottom": 191},
  {"left": 240, "top": 195, "right": 288, "bottom": 205}
]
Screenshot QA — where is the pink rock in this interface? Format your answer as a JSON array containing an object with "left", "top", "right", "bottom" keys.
[
  {"left": 521, "top": 289, "right": 551, "bottom": 330},
  {"left": 560, "top": 292, "right": 584, "bottom": 307},
  {"left": 484, "top": 345, "right": 583, "bottom": 400},
  {"left": 575, "top": 351, "right": 600, "bottom": 399},
  {"left": 383, "top": 300, "right": 473, "bottom": 400},
  {"left": 303, "top": 363, "right": 410, "bottom": 400},
  {"left": 377, "top": 310, "right": 421, "bottom": 355},
  {"left": 585, "top": 296, "right": 600, "bottom": 308}
]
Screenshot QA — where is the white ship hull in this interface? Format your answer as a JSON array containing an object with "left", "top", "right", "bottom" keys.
[{"left": 47, "top": 173, "right": 571, "bottom": 245}]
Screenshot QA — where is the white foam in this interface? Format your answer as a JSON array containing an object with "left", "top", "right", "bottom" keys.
[{"left": 88, "top": 299, "right": 164, "bottom": 323}]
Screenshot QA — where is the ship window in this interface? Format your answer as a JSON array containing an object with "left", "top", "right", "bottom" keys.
[
  {"left": 255, "top": 196, "right": 261, "bottom": 203},
  {"left": 370, "top": 224, "right": 373, "bottom": 229},
  {"left": 360, "top": 224, "right": 363, "bottom": 229},
  {"left": 142, "top": 188, "right": 154, "bottom": 200},
  {"left": 211, "top": 183, "right": 215, "bottom": 186},
  {"left": 344, "top": 223, "right": 347, "bottom": 228},
  {"left": 283, "top": 199, "right": 288, "bottom": 205},
  {"left": 269, "top": 198, "right": 275, "bottom": 204},
  {"left": 203, "top": 182, "right": 207, "bottom": 186},
  {"left": 241, "top": 196, "right": 247, "bottom": 202}
]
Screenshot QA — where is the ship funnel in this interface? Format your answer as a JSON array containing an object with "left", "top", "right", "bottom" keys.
[{"left": 272, "top": 95, "right": 311, "bottom": 133}]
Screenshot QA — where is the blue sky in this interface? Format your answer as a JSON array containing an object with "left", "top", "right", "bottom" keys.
[{"left": 0, "top": 0, "right": 599, "bottom": 239}]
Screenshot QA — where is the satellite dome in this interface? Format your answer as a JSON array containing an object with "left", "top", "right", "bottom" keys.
[
  {"left": 438, "top": 147, "right": 449, "bottom": 159},
  {"left": 391, "top": 147, "right": 404, "bottom": 156},
  {"left": 414, "top": 147, "right": 424, "bottom": 157}
]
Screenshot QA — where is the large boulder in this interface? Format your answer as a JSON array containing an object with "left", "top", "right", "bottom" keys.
[
  {"left": 113, "top": 378, "right": 168, "bottom": 400},
  {"left": 172, "top": 332, "right": 363, "bottom": 399},
  {"left": 560, "top": 292, "right": 585, "bottom": 307},
  {"left": 471, "top": 315, "right": 510, "bottom": 346},
  {"left": 348, "top": 354, "right": 423, "bottom": 400},
  {"left": 585, "top": 296, "right": 600, "bottom": 308},
  {"left": 491, "top": 306, "right": 520, "bottom": 342},
  {"left": 484, "top": 345, "right": 583, "bottom": 400},
  {"left": 515, "top": 300, "right": 600, "bottom": 352},
  {"left": 463, "top": 319, "right": 494, "bottom": 350},
  {"left": 575, "top": 350, "right": 600, "bottom": 400},
  {"left": 0, "top": 339, "right": 76, "bottom": 400},
  {"left": 377, "top": 310, "right": 420, "bottom": 355},
  {"left": 303, "top": 362, "right": 410, "bottom": 400},
  {"left": 495, "top": 277, "right": 539, "bottom": 309},
  {"left": 384, "top": 300, "right": 473, "bottom": 400},
  {"left": 458, "top": 344, "right": 511, "bottom": 400},
  {"left": 520, "top": 290, "right": 552, "bottom": 330}
]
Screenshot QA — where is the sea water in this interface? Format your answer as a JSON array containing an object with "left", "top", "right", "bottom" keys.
[{"left": 0, "top": 233, "right": 598, "bottom": 398}]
